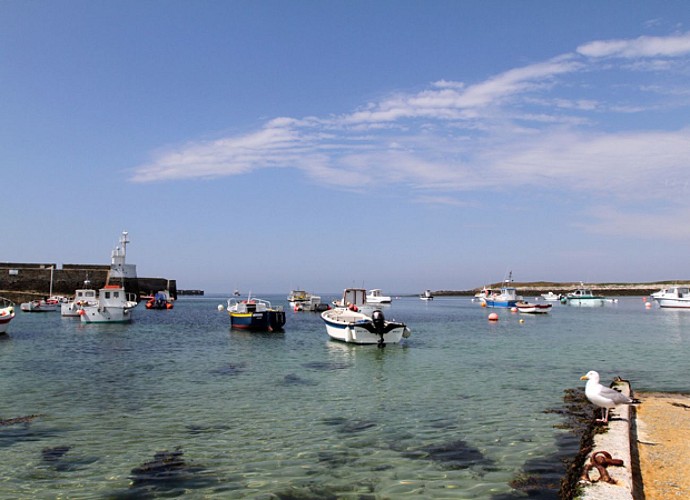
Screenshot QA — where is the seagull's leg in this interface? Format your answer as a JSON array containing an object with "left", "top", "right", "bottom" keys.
[{"left": 603, "top": 408, "right": 609, "bottom": 423}]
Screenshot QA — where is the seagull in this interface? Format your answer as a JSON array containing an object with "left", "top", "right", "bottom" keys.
[{"left": 580, "top": 370, "right": 637, "bottom": 423}]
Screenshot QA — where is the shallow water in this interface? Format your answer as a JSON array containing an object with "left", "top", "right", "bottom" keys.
[{"left": 1, "top": 295, "right": 688, "bottom": 498}]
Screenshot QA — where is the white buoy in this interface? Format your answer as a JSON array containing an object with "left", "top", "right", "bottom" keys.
[
  {"left": 645, "top": 302, "right": 652, "bottom": 309},
  {"left": 217, "top": 304, "right": 225, "bottom": 312}
]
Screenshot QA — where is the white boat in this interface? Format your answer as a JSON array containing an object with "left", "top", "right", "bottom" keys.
[
  {"left": 650, "top": 286, "right": 690, "bottom": 308},
  {"left": 20, "top": 298, "right": 59, "bottom": 312},
  {"left": 0, "top": 297, "right": 16, "bottom": 334},
  {"left": 540, "top": 292, "right": 561, "bottom": 302},
  {"left": 61, "top": 281, "right": 98, "bottom": 317},
  {"left": 516, "top": 301, "right": 552, "bottom": 314},
  {"left": 288, "top": 290, "right": 327, "bottom": 311},
  {"left": 563, "top": 284, "right": 605, "bottom": 307},
  {"left": 366, "top": 289, "right": 392, "bottom": 304},
  {"left": 79, "top": 284, "right": 138, "bottom": 323},
  {"left": 420, "top": 289, "right": 434, "bottom": 301},
  {"left": 321, "top": 288, "right": 410, "bottom": 346},
  {"left": 20, "top": 265, "right": 60, "bottom": 312}
]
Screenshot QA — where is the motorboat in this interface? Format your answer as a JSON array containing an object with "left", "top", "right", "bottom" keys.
[
  {"left": 482, "top": 273, "right": 522, "bottom": 308},
  {"left": 366, "top": 289, "right": 392, "bottom": 304},
  {"left": 145, "top": 290, "right": 174, "bottom": 310},
  {"left": 321, "top": 288, "right": 411, "bottom": 346},
  {"left": 472, "top": 286, "right": 496, "bottom": 302},
  {"left": 540, "top": 292, "right": 561, "bottom": 302},
  {"left": 61, "top": 283, "right": 98, "bottom": 317},
  {"left": 650, "top": 286, "right": 690, "bottom": 308},
  {"left": 288, "top": 290, "right": 328, "bottom": 311},
  {"left": 0, "top": 297, "right": 15, "bottom": 334},
  {"left": 420, "top": 289, "right": 434, "bottom": 301},
  {"left": 516, "top": 301, "right": 552, "bottom": 314},
  {"left": 20, "top": 265, "right": 61, "bottom": 312},
  {"left": 20, "top": 297, "right": 60, "bottom": 312},
  {"left": 79, "top": 284, "right": 139, "bottom": 323},
  {"left": 226, "top": 296, "right": 285, "bottom": 332},
  {"left": 563, "top": 284, "right": 605, "bottom": 307}
]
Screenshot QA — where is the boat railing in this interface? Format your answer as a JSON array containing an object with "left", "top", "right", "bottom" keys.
[{"left": 1, "top": 297, "right": 15, "bottom": 308}]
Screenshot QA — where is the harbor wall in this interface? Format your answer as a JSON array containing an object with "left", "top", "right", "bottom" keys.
[{"left": 0, "top": 262, "right": 177, "bottom": 303}]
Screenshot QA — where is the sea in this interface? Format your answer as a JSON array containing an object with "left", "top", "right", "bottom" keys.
[{"left": 1, "top": 294, "right": 688, "bottom": 499}]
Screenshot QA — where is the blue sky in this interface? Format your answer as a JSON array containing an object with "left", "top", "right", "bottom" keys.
[{"left": 3, "top": 1, "right": 690, "bottom": 294}]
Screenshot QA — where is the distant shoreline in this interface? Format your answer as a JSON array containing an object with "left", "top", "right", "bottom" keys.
[{"left": 423, "top": 281, "right": 688, "bottom": 297}]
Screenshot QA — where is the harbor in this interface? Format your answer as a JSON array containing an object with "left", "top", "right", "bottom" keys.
[{"left": 1, "top": 294, "right": 688, "bottom": 498}]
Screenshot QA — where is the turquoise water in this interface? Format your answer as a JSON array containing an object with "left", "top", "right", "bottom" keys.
[{"left": 1, "top": 295, "right": 688, "bottom": 499}]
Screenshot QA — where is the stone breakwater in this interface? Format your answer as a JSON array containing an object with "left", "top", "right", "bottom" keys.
[{"left": 0, "top": 262, "right": 177, "bottom": 303}]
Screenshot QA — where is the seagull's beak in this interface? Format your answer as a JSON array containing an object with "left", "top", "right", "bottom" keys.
[{"left": 580, "top": 375, "right": 589, "bottom": 380}]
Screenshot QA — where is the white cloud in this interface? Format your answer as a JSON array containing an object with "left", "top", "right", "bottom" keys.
[
  {"left": 577, "top": 32, "right": 690, "bottom": 58},
  {"left": 130, "top": 31, "right": 690, "bottom": 222}
]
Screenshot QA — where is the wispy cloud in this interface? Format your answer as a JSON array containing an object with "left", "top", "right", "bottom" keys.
[{"left": 131, "top": 31, "right": 690, "bottom": 227}]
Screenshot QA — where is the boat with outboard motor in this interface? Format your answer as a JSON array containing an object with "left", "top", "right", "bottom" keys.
[
  {"left": 145, "top": 290, "right": 174, "bottom": 310},
  {"left": 321, "top": 288, "right": 411, "bottom": 346},
  {"left": 226, "top": 295, "right": 286, "bottom": 332},
  {"left": 0, "top": 297, "right": 16, "bottom": 334}
]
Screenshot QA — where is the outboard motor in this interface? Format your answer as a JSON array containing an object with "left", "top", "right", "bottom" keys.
[
  {"left": 372, "top": 309, "right": 385, "bottom": 334},
  {"left": 372, "top": 309, "right": 386, "bottom": 348}
]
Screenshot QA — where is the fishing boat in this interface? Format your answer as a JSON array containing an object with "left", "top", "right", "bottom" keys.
[
  {"left": 226, "top": 296, "right": 285, "bottom": 332},
  {"left": 0, "top": 297, "right": 15, "bottom": 334},
  {"left": 79, "top": 284, "right": 139, "bottom": 323},
  {"left": 321, "top": 288, "right": 411, "bottom": 346},
  {"left": 516, "top": 301, "right": 552, "bottom": 314},
  {"left": 482, "top": 273, "right": 522, "bottom": 308},
  {"left": 650, "top": 286, "right": 690, "bottom": 309},
  {"left": 145, "top": 290, "right": 174, "bottom": 310},
  {"left": 287, "top": 290, "right": 327, "bottom": 311},
  {"left": 61, "top": 281, "right": 98, "bottom": 317},
  {"left": 562, "top": 284, "right": 605, "bottom": 307},
  {"left": 366, "top": 289, "right": 392, "bottom": 304},
  {"left": 420, "top": 289, "right": 434, "bottom": 301}
]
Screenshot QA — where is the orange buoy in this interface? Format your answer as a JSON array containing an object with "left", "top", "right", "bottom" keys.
[{"left": 488, "top": 312, "right": 499, "bottom": 321}]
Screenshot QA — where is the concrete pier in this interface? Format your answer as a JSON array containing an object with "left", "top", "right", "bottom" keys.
[{"left": 579, "top": 378, "right": 636, "bottom": 499}]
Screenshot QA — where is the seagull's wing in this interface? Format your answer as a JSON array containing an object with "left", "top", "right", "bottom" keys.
[{"left": 599, "top": 386, "right": 632, "bottom": 404}]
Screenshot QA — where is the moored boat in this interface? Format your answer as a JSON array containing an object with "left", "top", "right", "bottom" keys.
[
  {"left": 288, "top": 290, "right": 328, "bottom": 311},
  {"left": 482, "top": 273, "right": 522, "bottom": 308},
  {"left": 366, "top": 289, "right": 392, "bottom": 304},
  {"left": 226, "top": 296, "right": 285, "bottom": 332},
  {"left": 540, "top": 292, "right": 561, "bottom": 302},
  {"left": 516, "top": 301, "right": 552, "bottom": 314},
  {"left": 61, "top": 285, "right": 98, "bottom": 317},
  {"left": 20, "top": 298, "right": 59, "bottom": 312},
  {"left": 145, "top": 290, "right": 174, "bottom": 310},
  {"left": 563, "top": 284, "right": 605, "bottom": 307},
  {"left": 321, "top": 288, "right": 411, "bottom": 346},
  {"left": 79, "top": 284, "right": 139, "bottom": 323},
  {"left": 650, "top": 286, "right": 690, "bottom": 308},
  {"left": 0, "top": 297, "right": 16, "bottom": 334},
  {"left": 420, "top": 289, "right": 434, "bottom": 301}
]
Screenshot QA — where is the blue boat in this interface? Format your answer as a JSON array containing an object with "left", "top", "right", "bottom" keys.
[
  {"left": 482, "top": 272, "right": 522, "bottom": 308},
  {"left": 226, "top": 296, "right": 286, "bottom": 332}
]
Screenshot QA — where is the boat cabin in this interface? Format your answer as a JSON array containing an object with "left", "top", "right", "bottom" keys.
[{"left": 339, "top": 288, "right": 367, "bottom": 307}]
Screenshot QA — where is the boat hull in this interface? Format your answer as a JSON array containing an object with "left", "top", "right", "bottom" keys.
[
  {"left": 566, "top": 297, "right": 604, "bottom": 307},
  {"left": 20, "top": 300, "right": 58, "bottom": 312},
  {"left": 516, "top": 302, "right": 552, "bottom": 314},
  {"left": 483, "top": 299, "right": 518, "bottom": 308},
  {"left": 0, "top": 305, "right": 15, "bottom": 334},
  {"left": 229, "top": 310, "right": 286, "bottom": 332},
  {"left": 653, "top": 298, "right": 690, "bottom": 308},
  {"left": 80, "top": 306, "right": 133, "bottom": 323}
]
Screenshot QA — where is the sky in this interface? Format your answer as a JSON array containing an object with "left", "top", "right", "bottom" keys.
[{"left": 2, "top": 1, "right": 690, "bottom": 294}]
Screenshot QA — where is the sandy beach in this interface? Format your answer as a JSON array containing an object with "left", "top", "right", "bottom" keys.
[{"left": 636, "top": 393, "right": 690, "bottom": 499}]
